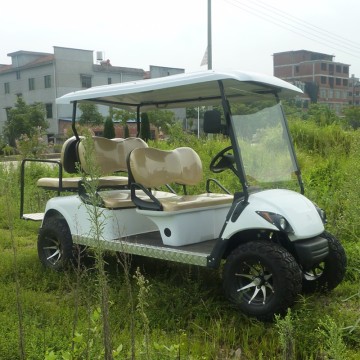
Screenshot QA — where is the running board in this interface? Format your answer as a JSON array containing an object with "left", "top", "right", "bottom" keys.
[
  {"left": 74, "top": 231, "right": 217, "bottom": 267},
  {"left": 22, "top": 213, "right": 44, "bottom": 221}
]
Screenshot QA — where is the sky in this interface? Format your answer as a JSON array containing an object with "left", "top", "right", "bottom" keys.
[{"left": 1, "top": 0, "right": 360, "bottom": 77}]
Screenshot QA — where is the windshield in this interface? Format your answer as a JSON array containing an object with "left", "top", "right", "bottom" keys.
[{"left": 230, "top": 101, "right": 301, "bottom": 191}]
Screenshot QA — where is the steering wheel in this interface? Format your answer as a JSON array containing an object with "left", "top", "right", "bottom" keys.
[{"left": 209, "top": 145, "right": 236, "bottom": 174}]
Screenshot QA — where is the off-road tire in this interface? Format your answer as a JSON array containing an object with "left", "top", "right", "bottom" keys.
[
  {"left": 302, "top": 231, "right": 347, "bottom": 293},
  {"left": 223, "top": 240, "right": 302, "bottom": 321},
  {"left": 38, "top": 217, "right": 74, "bottom": 271}
]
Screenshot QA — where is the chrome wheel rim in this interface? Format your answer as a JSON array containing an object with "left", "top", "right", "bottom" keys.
[{"left": 235, "top": 261, "right": 275, "bottom": 305}]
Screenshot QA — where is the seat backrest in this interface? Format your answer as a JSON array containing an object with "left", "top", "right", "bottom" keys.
[
  {"left": 61, "top": 136, "right": 82, "bottom": 174},
  {"left": 77, "top": 136, "right": 148, "bottom": 175},
  {"left": 128, "top": 147, "right": 203, "bottom": 188}
]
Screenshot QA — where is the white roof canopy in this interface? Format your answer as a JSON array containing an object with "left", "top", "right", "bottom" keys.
[{"left": 56, "top": 69, "right": 302, "bottom": 111}]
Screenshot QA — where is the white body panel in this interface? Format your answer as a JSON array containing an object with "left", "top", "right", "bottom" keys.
[
  {"left": 137, "top": 204, "right": 231, "bottom": 246},
  {"left": 44, "top": 195, "right": 157, "bottom": 240},
  {"left": 223, "top": 189, "right": 325, "bottom": 241}
]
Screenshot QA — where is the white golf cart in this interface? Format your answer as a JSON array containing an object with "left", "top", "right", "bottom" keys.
[{"left": 20, "top": 70, "right": 346, "bottom": 320}]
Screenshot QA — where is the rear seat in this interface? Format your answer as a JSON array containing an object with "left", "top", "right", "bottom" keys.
[
  {"left": 37, "top": 136, "right": 148, "bottom": 191},
  {"left": 128, "top": 146, "right": 233, "bottom": 211}
]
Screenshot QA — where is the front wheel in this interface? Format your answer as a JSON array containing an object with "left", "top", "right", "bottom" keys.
[
  {"left": 38, "top": 217, "right": 75, "bottom": 271},
  {"left": 302, "top": 231, "right": 347, "bottom": 293},
  {"left": 223, "top": 241, "right": 302, "bottom": 321}
]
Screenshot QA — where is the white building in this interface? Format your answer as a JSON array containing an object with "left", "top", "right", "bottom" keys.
[{"left": 0, "top": 46, "right": 184, "bottom": 140}]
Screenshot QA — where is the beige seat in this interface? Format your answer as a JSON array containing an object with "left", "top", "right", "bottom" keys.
[
  {"left": 128, "top": 147, "right": 233, "bottom": 211},
  {"left": 37, "top": 136, "right": 147, "bottom": 191}
]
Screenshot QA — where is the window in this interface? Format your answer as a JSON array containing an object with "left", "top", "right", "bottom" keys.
[
  {"left": 321, "top": 63, "right": 327, "bottom": 71},
  {"left": 321, "top": 76, "right": 327, "bottom": 84},
  {"left": 329, "top": 64, "right": 334, "bottom": 74},
  {"left": 44, "top": 75, "right": 51, "bottom": 88},
  {"left": 80, "top": 74, "right": 92, "bottom": 88},
  {"left": 336, "top": 65, "right": 341, "bottom": 73},
  {"left": 343, "top": 66, "right": 349, "bottom": 74},
  {"left": 335, "top": 78, "right": 341, "bottom": 86},
  {"left": 108, "top": 77, "right": 112, "bottom": 84},
  {"left": 29, "top": 78, "right": 35, "bottom": 91},
  {"left": 320, "top": 89, "right": 327, "bottom": 98},
  {"left": 4, "top": 82, "right": 10, "bottom": 94},
  {"left": 343, "top": 79, "right": 348, "bottom": 86},
  {"left": 295, "top": 65, "right": 299, "bottom": 73},
  {"left": 16, "top": 71, "right": 21, "bottom": 79},
  {"left": 45, "top": 103, "right": 53, "bottom": 119}
]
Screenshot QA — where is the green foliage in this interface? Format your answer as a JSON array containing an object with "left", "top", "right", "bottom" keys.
[
  {"left": 275, "top": 309, "right": 296, "bottom": 360},
  {"left": 147, "top": 109, "right": 175, "bottom": 134},
  {"left": 342, "top": 106, "right": 360, "bottom": 130},
  {"left": 103, "top": 117, "right": 116, "bottom": 139},
  {"left": 140, "top": 112, "right": 151, "bottom": 142},
  {"left": 289, "top": 119, "right": 351, "bottom": 156},
  {"left": 124, "top": 124, "right": 130, "bottom": 138},
  {"left": 78, "top": 103, "right": 104, "bottom": 126},
  {"left": 1, "top": 119, "right": 360, "bottom": 359},
  {"left": 304, "top": 103, "right": 339, "bottom": 126},
  {"left": 16, "top": 127, "right": 48, "bottom": 159},
  {"left": 317, "top": 316, "right": 348, "bottom": 360},
  {"left": 3, "top": 97, "right": 48, "bottom": 147},
  {"left": 112, "top": 108, "right": 136, "bottom": 123}
]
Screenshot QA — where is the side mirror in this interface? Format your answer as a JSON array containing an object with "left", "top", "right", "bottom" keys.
[{"left": 203, "top": 110, "right": 222, "bottom": 134}]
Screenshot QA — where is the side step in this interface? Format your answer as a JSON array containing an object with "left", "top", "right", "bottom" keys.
[
  {"left": 22, "top": 213, "right": 44, "bottom": 221},
  {"left": 74, "top": 231, "right": 217, "bottom": 267}
]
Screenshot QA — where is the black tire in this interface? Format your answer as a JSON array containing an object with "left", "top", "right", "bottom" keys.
[
  {"left": 38, "top": 217, "right": 74, "bottom": 271},
  {"left": 302, "top": 231, "right": 347, "bottom": 293},
  {"left": 223, "top": 241, "right": 302, "bottom": 321}
]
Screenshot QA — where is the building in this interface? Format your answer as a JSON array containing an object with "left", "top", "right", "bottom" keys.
[
  {"left": 273, "top": 50, "right": 351, "bottom": 113},
  {"left": 0, "top": 46, "right": 184, "bottom": 141},
  {"left": 349, "top": 75, "right": 360, "bottom": 106}
]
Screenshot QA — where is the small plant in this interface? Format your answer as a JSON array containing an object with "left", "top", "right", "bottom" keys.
[
  {"left": 134, "top": 267, "right": 151, "bottom": 359},
  {"left": 275, "top": 309, "right": 296, "bottom": 360},
  {"left": 317, "top": 315, "right": 348, "bottom": 360}
]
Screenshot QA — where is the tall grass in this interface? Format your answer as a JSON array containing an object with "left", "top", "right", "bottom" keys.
[{"left": 0, "top": 120, "right": 359, "bottom": 359}]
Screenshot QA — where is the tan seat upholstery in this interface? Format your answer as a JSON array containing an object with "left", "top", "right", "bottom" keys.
[
  {"left": 37, "top": 136, "right": 147, "bottom": 191},
  {"left": 128, "top": 147, "right": 233, "bottom": 211},
  {"left": 99, "top": 189, "right": 178, "bottom": 209}
]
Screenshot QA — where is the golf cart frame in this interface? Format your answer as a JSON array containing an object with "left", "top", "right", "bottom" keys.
[{"left": 20, "top": 70, "right": 346, "bottom": 320}]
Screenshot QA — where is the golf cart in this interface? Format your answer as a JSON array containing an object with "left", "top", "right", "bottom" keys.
[{"left": 20, "top": 70, "right": 346, "bottom": 320}]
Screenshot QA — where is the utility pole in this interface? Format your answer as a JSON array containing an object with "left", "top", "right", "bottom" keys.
[{"left": 207, "top": 0, "right": 212, "bottom": 70}]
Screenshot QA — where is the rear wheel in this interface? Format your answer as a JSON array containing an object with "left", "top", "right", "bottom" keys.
[
  {"left": 38, "top": 217, "right": 74, "bottom": 271},
  {"left": 223, "top": 241, "right": 302, "bottom": 321},
  {"left": 302, "top": 231, "right": 347, "bottom": 293}
]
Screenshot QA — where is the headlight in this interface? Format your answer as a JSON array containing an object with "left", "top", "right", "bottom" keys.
[{"left": 256, "top": 211, "right": 294, "bottom": 233}]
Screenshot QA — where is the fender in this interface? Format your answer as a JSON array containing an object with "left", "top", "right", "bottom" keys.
[{"left": 222, "top": 189, "right": 325, "bottom": 241}]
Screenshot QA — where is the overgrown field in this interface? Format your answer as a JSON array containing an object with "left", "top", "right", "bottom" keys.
[{"left": 0, "top": 119, "right": 359, "bottom": 359}]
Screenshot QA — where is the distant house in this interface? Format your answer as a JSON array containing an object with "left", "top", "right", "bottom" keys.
[
  {"left": 273, "top": 50, "right": 353, "bottom": 113},
  {"left": 0, "top": 46, "right": 184, "bottom": 142}
]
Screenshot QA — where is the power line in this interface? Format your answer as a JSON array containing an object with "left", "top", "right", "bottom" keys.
[
  {"left": 222, "top": 0, "right": 360, "bottom": 61},
  {"left": 249, "top": 0, "right": 360, "bottom": 51}
]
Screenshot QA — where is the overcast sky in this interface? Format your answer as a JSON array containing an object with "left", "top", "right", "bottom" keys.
[{"left": 1, "top": 0, "right": 360, "bottom": 77}]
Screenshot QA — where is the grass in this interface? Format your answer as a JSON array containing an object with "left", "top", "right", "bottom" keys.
[{"left": 0, "top": 122, "right": 360, "bottom": 359}]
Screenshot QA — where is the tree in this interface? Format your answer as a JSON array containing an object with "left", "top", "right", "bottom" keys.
[
  {"left": 342, "top": 106, "right": 360, "bottom": 130},
  {"left": 78, "top": 103, "right": 104, "bottom": 125},
  {"left": 147, "top": 109, "right": 175, "bottom": 134},
  {"left": 140, "top": 112, "right": 151, "bottom": 142},
  {"left": 3, "top": 97, "right": 48, "bottom": 147},
  {"left": 103, "top": 117, "right": 115, "bottom": 139},
  {"left": 124, "top": 124, "right": 130, "bottom": 138}
]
